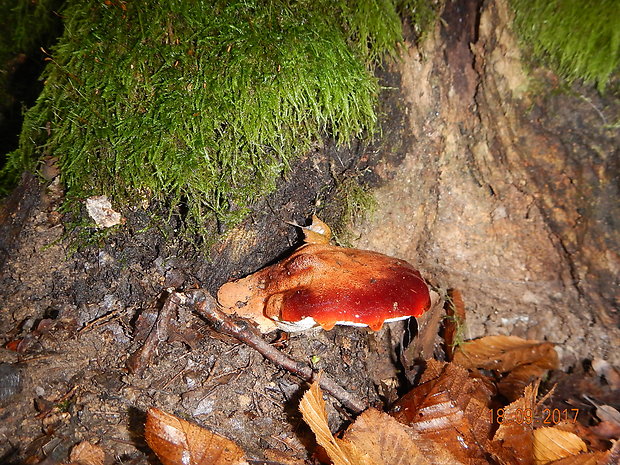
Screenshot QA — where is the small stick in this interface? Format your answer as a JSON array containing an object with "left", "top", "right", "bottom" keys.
[
  {"left": 79, "top": 307, "right": 125, "bottom": 333},
  {"left": 126, "top": 290, "right": 177, "bottom": 376},
  {"left": 180, "top": 289, "right": 368, "bottom": 414}
]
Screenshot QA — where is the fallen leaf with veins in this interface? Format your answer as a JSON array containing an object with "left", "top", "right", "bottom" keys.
[
  {"left": 533, "top": 427, "right": 587, "bottom": 465},
  {"left": 454, "top": 335, "right": 559, "bottom": 400},
  {"left": 300, "top": 377, "right": 463, "bottom": 465},
  {"left": 390, "top": 361, "right": 494, "bottom": 463},
  {"left": 144, "top": 408, "right": 247, "bottom": 465}
]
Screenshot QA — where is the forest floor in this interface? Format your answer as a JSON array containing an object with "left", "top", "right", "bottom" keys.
[{"left": 0, "top": 163, "right": 618, "bottom": 464}]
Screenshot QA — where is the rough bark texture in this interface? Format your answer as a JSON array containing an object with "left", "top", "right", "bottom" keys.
[{"left": 353, "top": 0, "right": 619, "bottom": 366}]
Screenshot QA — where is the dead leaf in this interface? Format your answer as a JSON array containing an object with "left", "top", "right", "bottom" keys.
[
  {"left": 390, "top": 362, "right": 493, "bottom": 462},
  {"left": 344, "top": 408, "right": 461, "bottom": 465},
  {"left": 300, "top": 363, "right": 619, "bottom": 465},
  {"left": 301, "top": 379, "right": 465, "bottom": 465},
  {"left": 346, "top": 409, "right": 425, "bottom": 464},
  {"left": 590, "top": 420, "right": 620, "bottom": 440},
  {"left": 454, "top": 335, "right": 558, "bottom": 372},
  {"left": 85, "top": 195, "right": 122, "bottom": 228},
  {"left": 583, "top": 395, "right": 620, "bottom": 440},
  {"left": 145, "top": 408, "right": 247, "bottom": 465},
  {"left": 544, "top": 452, "right": 608, "bottom": 465},
  {"left": 298, "top": 379, "right": 369, "bottom": 465},
  {"left": 454, "top": 335, "right": 558, "bottom": 399},
  {"left": 491, "top": 382, "right": 539, "bottom": 465},
  {"left": 499, "top": 360, "right": 557, "bottom": 401},
  {"left": 584, "top": 395, "right": 620, "bottom": 427},
  {"left": 68, "top": 441, "right": 106, "bottom": 465},
  {"left": 533, "top": 427, "right": 587, "bottom": 465}
]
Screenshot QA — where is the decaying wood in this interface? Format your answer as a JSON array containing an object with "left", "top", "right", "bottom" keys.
[{"left": 352, "top": 0, "right": 620, "bottom": 366}]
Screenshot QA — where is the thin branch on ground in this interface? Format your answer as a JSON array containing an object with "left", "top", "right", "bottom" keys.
[
  {"left": 179, "top": 289, "right": 368, "bottom": 414},
  {"left": 126, "top": 291, "right": 177, "bottom": 376}
]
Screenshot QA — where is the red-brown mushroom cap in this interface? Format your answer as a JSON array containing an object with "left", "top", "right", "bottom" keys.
[
  {"left": 266, "top": 245, "right": 430, "bottom": 331},
  {"left": 218, "top": 242, "right": 431, "bottom": 332}
]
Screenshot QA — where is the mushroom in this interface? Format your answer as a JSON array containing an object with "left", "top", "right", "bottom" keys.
[{"left": 217, "top": 217, "right": 432, "bottom": 333}]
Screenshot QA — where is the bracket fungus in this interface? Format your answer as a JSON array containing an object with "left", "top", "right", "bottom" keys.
[{"left": 217, "top": 217, "right": 432, "bottom": 333}]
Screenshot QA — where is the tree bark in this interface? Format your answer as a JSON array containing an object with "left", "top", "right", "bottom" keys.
[{"left": 352, "top": 0, "right": 619, "bottom": 366}]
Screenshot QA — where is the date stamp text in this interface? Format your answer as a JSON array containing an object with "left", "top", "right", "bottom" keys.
[{"left": 489, "top": 408, "right": 580, "bottom": 425}]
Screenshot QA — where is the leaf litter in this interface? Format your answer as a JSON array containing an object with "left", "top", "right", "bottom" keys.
[
  {"left": 145, "top": 335, "right": 618, "bottom": 464},
  {"left": 141, "top": 281, "right": 617, "bottom": 465}
]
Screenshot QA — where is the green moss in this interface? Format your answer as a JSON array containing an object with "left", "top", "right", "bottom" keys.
[
  {"left": 2, "top": 0, "right": 437, "bottom": 242},
  {"left": 511, "top": 0, "right": 620, "bottom": 92},
  {"left": 337, "top": 0, "right": 404, "bottom": 63},
  {"left": 0, "top": 0, "right": 63, "bottom": 63},
  {"left": 397, "top": 0, "right": 442, "bottom": 43},
  {"left": 0, "top": 0, "right": 64, "bottom": 148}
]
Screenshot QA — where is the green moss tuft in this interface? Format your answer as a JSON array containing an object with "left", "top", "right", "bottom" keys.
[
  {"left": 2, "top": 0, "right": 438, "bottom": 242},
  {"left": 337, "top": 0, "right": 404, "bottom": 63},
  {"left": 0, "top": 0, "right": 63, "bottom": 60},
  {"left": 397, "top": 0, "right": 442, "bottom": 43},
  {"left": 511, "top": 0, "right": 620, "bottom": 92},
  {"left": 0, "top": 0, "right": 64, "bottom": 158}
]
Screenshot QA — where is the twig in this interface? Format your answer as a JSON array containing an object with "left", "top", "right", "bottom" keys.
[
  {"left": 126, "top": 290, "right": 177, "bottom": 376},
  {"left": 179, "top": 289, "right": 368, "bottom": 414},
  {"left": 79, "top": 307, "right": 126, "bottom": 333}
]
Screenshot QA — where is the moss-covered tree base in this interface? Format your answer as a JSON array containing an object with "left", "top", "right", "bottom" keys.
[{"left": 0, "top": 0, "right": 618, "bottom": 462}]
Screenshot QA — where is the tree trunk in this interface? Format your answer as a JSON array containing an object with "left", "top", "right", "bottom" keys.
[{"left": 353, "top": 0, "right": 619, "bottom": 366}]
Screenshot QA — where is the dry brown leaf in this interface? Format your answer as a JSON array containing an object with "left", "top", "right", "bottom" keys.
[
  {"left": 346, "top": 408, "right": 428, "bottom": 465},
  {"left": 603, "top": 440, "right": 620, "bottom": 464},
  {"left": 499, "top": 361, "right": 557, "bottom": 402},
  {"left": 144, "top": 408, "right": 247, "bottom": 465},
  {"left": 418, "top": 358, "right": 447, "bottom": 383},
  {"left": 301, "top": 380, "right": 468, "bottom": 465},
  {"left": 419, "top": 359, "right": 496, "bottom": 407},
  {"left": 532, "top": 427, "right": 588, "bottom": 465},
  {"left": 344, "top": 408, "right": 463, "bottom": 465},
  {"left": 491, "top": 382, "right": 542, "bottom": 465},
  {"left": 591, "top": 420, "right": 620, "bottom": 440},
  {"left": 68, "top": 441, "right": 105, "bottom": 465},
  {"left": 299, "top": 379, "right": 371, "bottom": 465},
  {"left": 550, "top": 421, "right": 611, "bottom": 453},
  {"left": 585, "top": 395, "right": 620, "bottom": 427},
  {"left": 545, "top": 452, "right": 607, "bottom": 465},
  {"left": 391, "top": 362, "right": 493, "bottom": 462},
  {"left": 454, "top": 335, "right": 559, "bottom": 373}
]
